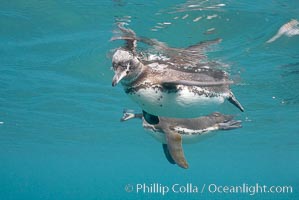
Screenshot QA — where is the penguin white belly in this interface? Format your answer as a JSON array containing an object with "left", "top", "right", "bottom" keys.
[
  {"left": 144, "top": 128, "right": 217, "bottom": 144},
  {"left": 128, "top": 86, "right": 227, "bottom": 117}
]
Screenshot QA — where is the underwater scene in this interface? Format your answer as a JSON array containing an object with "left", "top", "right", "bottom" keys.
[{"left": 0, "top": 0, "right": 299, "bottom": 199}]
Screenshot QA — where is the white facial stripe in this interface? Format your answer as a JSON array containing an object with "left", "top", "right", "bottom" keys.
[{"left": 126, "top": 63, "right": 130, "bottom": 71}]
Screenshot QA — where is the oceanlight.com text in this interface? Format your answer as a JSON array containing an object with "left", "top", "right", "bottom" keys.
[
  {"left": 124, "top": 183, "right": 293, "bottom": 196},
  {"left": 207, "top": 183, "right": 293, "bottom": 196}
]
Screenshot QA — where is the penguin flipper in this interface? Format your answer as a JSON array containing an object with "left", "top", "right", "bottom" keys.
[
  {"left": 164, "top": 129, "right": 189, "bottom": 169},
  {"left": 162, "top": 144, "right": 175, "bottom": 165},
  {"left": 111, "top": 23, "right": 137, "bottom": 54},
  {"left": 186, "top": 38, "right": 222, "bottom": 51},
  {"left": 228, "top": 92, "right": 244, "bottom": 112},
  {"left": 162, "top": 80, "right": 233, "bottom": 88}
]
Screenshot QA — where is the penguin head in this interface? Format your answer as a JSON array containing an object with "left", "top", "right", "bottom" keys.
[
  {"left": 111, "top": 49, "right": 142, "bottom": 86},
  {"left": 209, "top": 112, "right": 233, "bottom": 123}
]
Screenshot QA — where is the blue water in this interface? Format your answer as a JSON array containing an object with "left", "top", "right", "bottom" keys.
[{"left": 1, "top": 0, "right": 298, "bottom": 199}]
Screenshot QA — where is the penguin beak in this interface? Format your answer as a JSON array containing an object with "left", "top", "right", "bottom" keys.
[
  {"left": 120, "top": 112, "right": 135, "bottom": 121},
  {"left": 112, "top": 68, "right": 127, "bottom": 87}
]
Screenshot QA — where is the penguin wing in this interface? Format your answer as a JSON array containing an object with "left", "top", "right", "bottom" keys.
[
  {"left": 164, "top": 128, "right": 189, "bottom": 169},
  {"left": 139, "top": 37, "right": 222, "bottom": 69},
  {"left": 111, "top": 24, "right": 221, "bottom": 69},
  {"left": 162, "top": 144, "right": 176, "bottom": 165},
  {"left": 111, "top": 23, "right": 137, "bottom": 54},
  {"left": 185, "top": 38, "right": 222, "bottom": 52},
  {"left": 162, "top": 80, "right": 233, "bottom": 87},
  {"left": 171, "top": 38, "right": 222, "bottom": 67}
]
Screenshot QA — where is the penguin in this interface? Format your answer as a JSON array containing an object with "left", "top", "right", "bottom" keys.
[
  {"left": 121, "top": 109, "right": 242, "bottom": 169},
  {"left": 111, "top": 23, "right": 244, "bottom": 117}
]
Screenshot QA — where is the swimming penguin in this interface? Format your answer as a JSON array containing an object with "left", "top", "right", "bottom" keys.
[
  {"left": 111, "top": 23, "right": 244, "bottom": 117},
  {"left": 121, "top": 109, "right": 242, "bottom": 169}
]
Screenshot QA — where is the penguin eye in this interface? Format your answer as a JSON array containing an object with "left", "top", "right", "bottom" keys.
[
  {"left": 129, "top": 60, "right": 136, "bottom": 69},
  {"left": 116, "top": 63, "right": 126, "bottom": 69},
  {"left": 112, "top": 62, "right": 117, "bottom": 69}
]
